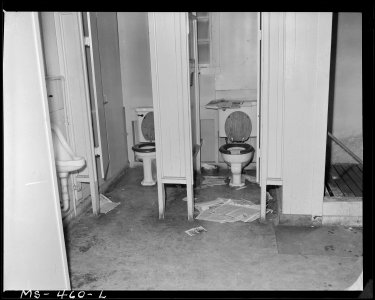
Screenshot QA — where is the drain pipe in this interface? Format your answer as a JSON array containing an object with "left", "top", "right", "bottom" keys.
[{"left": 59, "top": 173, "right": 70, "bottom": 212}]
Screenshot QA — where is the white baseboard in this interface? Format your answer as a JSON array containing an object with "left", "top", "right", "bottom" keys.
[
  {"left": 322, "top": 215, "right": 362, "bottom": 226},
  {"left": 322, "top": 199, "right": 362, "bottom": 226}
]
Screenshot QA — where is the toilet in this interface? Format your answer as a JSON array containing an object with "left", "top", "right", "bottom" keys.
[
  {"left": 132, "top": 107, "right": 156, "bottom": 186},
  {"left": 218, "top": 102, "right": 256, "bottom": 187}
]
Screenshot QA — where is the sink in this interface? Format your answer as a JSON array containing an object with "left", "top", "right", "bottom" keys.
[{"left": 51, "top": 123, "right": 86, "bottom": 211}]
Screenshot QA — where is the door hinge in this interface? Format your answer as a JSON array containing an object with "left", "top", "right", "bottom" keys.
[
  {"left": 84, "top": 36, "right": 91, "bottom": 47},
  {"left": 258, "top": 29, "right": 262, "bottom": 41}
]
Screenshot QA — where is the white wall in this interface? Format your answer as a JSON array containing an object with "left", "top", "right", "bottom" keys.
[
  {"left": 330, "top": 13, "right": 362, "bottom": 164},
  {"left": 117, "top": 12, "right": 153, "bottom": 165},
  {"left": 199, "top": 12, "right": 258, "bottom": 163},
  {"left": 40, "top": 12, "right": 61, "bottom": 76},
  {"left": 4, "top": 12, "right": 70, "bottom": 289},
  {"left": 214, "top": 12, "right": 258, "bottom": 95}
]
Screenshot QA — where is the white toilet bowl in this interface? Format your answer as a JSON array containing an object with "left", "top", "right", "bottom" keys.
[
  {"left": 218, "top": 106, "right": 256, "bottom": 187},
  {"left": 219, "top": 143, "right": 255, "bottom": 187},
  {"left": 133, "top": 107, "right": 156, "bottom": 186},
  {"left": 132, "top": 142, "right": 156, "bottom": 186},
  {"left": 51, "top": 124, "right": 85, "bottom": 211}
]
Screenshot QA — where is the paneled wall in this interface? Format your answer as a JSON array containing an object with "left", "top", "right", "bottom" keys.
[
  {"left": 283, "top": 13, "right": 332, "bottom": 216},
  {"left": 148, "top": 12, "right": 192, "bottom": 179},
  {"left": 261, "top": 13, "right": 332, "bottom": 217}
]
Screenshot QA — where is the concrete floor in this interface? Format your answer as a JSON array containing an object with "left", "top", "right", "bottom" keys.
[{"left": 64, "top": 166, "right": 362, "bottom": 290}]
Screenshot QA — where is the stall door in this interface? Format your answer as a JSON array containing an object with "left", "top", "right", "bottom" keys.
[{"left": 85, "top": 12, "right": 110, "bottom": 179}]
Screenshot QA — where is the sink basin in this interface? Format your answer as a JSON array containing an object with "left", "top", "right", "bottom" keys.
[{"left": 55, "top": 157, "right": 86, "bottom": 173}]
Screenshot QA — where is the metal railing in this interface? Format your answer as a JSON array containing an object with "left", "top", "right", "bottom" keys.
[{"left": 328, "top": 132, "right": 363, "bottom": 166}]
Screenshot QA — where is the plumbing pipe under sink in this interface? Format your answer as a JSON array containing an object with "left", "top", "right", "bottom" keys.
[{"left": 51, "top": 123, "right": 86, "bottom": 212}]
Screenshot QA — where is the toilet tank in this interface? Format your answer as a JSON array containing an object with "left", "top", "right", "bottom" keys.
[
  {"left": 135, "top": 107, "right": 154, "bottom": 142},
  {"left": 218, "top": 100, "right": 257, "bottom": 138}
]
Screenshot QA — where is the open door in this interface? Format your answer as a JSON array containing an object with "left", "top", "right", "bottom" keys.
[
  {"left": 189, "top": 12, "right": 201, "bottom": 173},
  {"left": 85, "top": 12, "right": 110, "bottom": 179},
  {"left": 256, "top": 12, "right": 262, "bottom": 184}
]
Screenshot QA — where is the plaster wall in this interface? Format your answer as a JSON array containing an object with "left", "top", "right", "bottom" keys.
[{"left": 199, "top": 12, "right": 258, "bottom": 163}]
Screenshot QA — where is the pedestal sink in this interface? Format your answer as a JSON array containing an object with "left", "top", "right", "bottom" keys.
[{"left": 51, "top": 124, "right": 85, "bottom": 212}]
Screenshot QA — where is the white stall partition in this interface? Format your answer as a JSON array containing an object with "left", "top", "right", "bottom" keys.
[{"left": 148, "top": 12, "right": 195, "bottom": 220}]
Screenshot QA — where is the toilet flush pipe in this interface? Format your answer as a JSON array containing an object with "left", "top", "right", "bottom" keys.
[{"left": 59, "top": 173, "right": 70, "bottom": 212}]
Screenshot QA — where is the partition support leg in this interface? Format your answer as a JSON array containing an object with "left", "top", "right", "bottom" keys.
[
  {"left": 187, "top": 183, "right": 194, "bottom": 221},
  {"left": 157, "top": 181, "right": 165, "bottom": 219}
]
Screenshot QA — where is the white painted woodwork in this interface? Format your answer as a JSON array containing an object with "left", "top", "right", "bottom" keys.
[
  {"left": 282, "top": 12, "right": 332, "bottom": 216},
  {"left": 256, "top": 12, "right": 261, "bottom": 184},
  {"left": 3, "top": 12, "right": 70, "bottom": 289},
  {"left": 54, "top": 12, "right": 100, "bottom": 214},
  {"left": 260, "top": 12, "right": 285, "bottom": 186},
  {"left": 260, "top": 12, "right": 332, "bottom": 217},
  {"left": 148, "top": 12, "right": 194, "bottom": 220},
  {"left": 189, "top": 12, "right": 201, "bottom": 172},
  {"left": 86, "top": 12, "right": 110, "bottom": 179}
]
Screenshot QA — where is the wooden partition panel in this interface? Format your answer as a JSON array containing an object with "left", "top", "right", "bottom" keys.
[
  {"left": 282, "top": 13, "right": 332, "bottom": 216},
  {"left": 148, "top": 12, "right": 194, "bottom": 220},
  {"left": 261, "top": 12, "right": 332, "bottom": 218}
]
